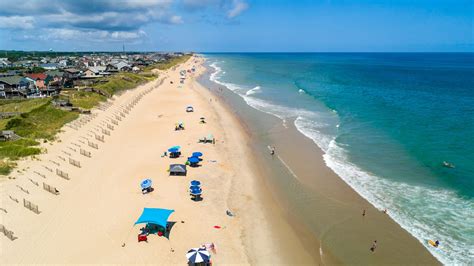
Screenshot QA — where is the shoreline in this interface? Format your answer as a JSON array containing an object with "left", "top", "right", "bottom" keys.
[{"left": 198, "top": 60, "right": 440, "bottom": 264}]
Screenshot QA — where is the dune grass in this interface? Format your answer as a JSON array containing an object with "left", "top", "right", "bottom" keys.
[
  {"left": 0, "top": 98, "right": 49, "bottom": 113},
  {"left": 0, "top": 100, "right": 77, "bottom": 175},
  {"left": 64, "top": 91, "right": 107, "bottom": 110},
  {"left": 5, "top": 101, "right": 79, "bottom": 140},
  {"left": 145, "top": 54, "right": 192, "bottom": 71},
  {"left": 0, "top": 160, "right": 16, "bottom": 175},
  {"left": 0, "top": 138, "right": 41, "bottom": 160},
  {"left": 93, "top": 72, "right": 150, "bottom": 96}
]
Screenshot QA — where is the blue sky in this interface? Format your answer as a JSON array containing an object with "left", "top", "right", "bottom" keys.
[{"left": 0, "top": 0, "right": 472, "bottom": 52}]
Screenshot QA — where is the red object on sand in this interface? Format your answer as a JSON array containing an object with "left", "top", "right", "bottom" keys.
[
  {"left": 213, "top": 226, "right": 221, "bottom": 229},
  {"left": 138, "top": 234, "right": 148, "bottom": 242},
  {"left": 158, "top": 231, "right": 163, "bottom": 236}
]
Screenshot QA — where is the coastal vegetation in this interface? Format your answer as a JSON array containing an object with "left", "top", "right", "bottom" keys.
[
  {"left": 64, "top": 91, "right": 106, "bottom": 110},
  {"left": 145, "top": 54, "right": 192, "bottom": 71},
  {"left": 93, "top": 72, "right": 153, "bottom": 96},
  {"left": 5, "top": 101, "right": 79, "bottom": 139}
]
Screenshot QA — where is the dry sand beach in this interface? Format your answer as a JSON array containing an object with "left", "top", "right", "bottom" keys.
[{"left": 0, "top": 56, "right": 317, "bottom": 264}]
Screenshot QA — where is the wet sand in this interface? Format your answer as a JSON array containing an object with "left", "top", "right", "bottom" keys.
[{"left": 199, "top": 65, "right": 440, "bottom": 265}]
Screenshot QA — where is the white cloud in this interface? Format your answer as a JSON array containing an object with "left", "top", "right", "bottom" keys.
[
  {"left": 0, "top": 16, "right": 35, "bottom": 29},
  {"left": 42, "top": 28, "right": 147, "bottom": 42},
  {"left": 0, "top": 0, "right": 179, "bottom": 41},
  {"left": 169, "top": 15, "right": 184, "bottom": 24},
  {"left": 182, "top": 0, "right": 248, "bottom": 19},
  {"left": 227, "top": 0, "right": 248, "bottom": 18}
]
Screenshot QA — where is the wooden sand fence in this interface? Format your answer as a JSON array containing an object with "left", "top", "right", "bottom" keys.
[
  {"left": 43, "top": 182, "right": 60, "bottom": 195},
  {"left": 69, "top": 158, "right": 81, "bottom": 168},
  {"left": 56, "top": 169, "right": 69, "bottom": 180},
  {"left": 23, "top": 199, "right": 40, "bottom": 214},
  {"left": 102, "top": 129, "right": 111, "bottom": 136},
  {"left": 95, "top": 134, "right": 105, "bottom": 142},
  {"left": 88, "top": 140, "right": 99, "bottom": 149},
  {"left": 1, "top": 224, "right": 17, "bottom": 241},
  {"left": 34, "top": 171, "right": 46, "bottom": 179},
  {"left": 80, "top": 149, "right": 92, "bottom": 158}
]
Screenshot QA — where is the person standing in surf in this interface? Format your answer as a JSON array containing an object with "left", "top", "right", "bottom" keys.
[{"left": 370, "top": 240, "right": 377, "bottom": 252}]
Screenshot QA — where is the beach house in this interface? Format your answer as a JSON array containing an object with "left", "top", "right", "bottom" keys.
[
  {"left": 0, "top": 76, "right": 30, "bottom": 97},
  {"left": 63, "top": 68, "right": 81, "bottom": 88}
]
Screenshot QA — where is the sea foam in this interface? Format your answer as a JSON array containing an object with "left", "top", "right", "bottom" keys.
[{"left": 246, "top": 86, "right": 261, "bottom": 96}]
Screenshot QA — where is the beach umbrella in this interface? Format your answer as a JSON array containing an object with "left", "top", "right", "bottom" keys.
[
  {"left": 190, "top": 180, "right": 201, "bottom": 186},
  {"left": 168, "top": 146, "right": 181, "bottom": 153},
  {"left": 190, "top": 188, "right": 202, "bottom": 195},
  {"left": 186, "top": 247, "right": 210, "bottom": 263},
  {"left": 192, "top": 152, "right": 203, "bottom": 157},
  {"left": 188, "top": 157, "right": 199, "bottom": 164},
  {"left": 190, "top": 185, "right": 200, "bottom": 190},
  {"left": 140, "top": 179, "right": 152, "bottom": 189}
]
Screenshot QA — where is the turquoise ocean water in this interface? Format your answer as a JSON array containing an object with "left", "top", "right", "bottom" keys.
[{"left": 204, "top": 53, "right": 474, "bottom": 264}]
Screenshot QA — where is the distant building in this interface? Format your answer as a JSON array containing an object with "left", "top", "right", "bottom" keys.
[
  {"left": 39, "top": 63, "right": 58, "bottom": 70},
  {"left": 115, "top": 61, "right": 131, "bottom": 72},
  {"left": 0, "top": 58, "right": 11, "bottom": 68}
]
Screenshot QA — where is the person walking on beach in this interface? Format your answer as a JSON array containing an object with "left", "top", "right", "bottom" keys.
[
  {"left": 362, "top": 209, "right": 366, "bottom": 217},
  {"left": 370, "top": 240, "right": 377, "bottom": 252},
  {"left": 270, "top": 146, "right": 275, "bottom": 156}
]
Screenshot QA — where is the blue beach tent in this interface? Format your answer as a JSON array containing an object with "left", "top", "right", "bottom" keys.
[{"left": 134, "top": 208, "right": 174, "bottom": 228}]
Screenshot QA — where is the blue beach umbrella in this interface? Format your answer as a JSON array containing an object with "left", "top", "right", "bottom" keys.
[
  {"left": 186, "top": 247, "right": 210, "bottom": 263},
  {"left": 190, "top": 180, "right": 201, "bottom": 186},
  {"left": 140, "top": 179, "right": 152, "bottom": 189},
  {"left": 192, "top": 152, "right": 203, "bottom": 157},
  {"left": 190, "top": 185, "right": 200, "bottom": 190},
  {"left": 168, "top": 147, "right": 180, "bottom": 153},
  {"left": 190, "top": 187, "right": 202, "bottom": 195},
  {"left": 188, "top": 157, "right": 199, "bottom": 164}
]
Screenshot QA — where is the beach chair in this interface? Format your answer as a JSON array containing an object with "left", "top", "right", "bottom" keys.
[{"left": 138, "top": 234, "right": 148, "bottom": 242}]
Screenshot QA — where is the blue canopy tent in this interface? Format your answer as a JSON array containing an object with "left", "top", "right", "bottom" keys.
[
  {"left": 134, "top": 208, "right": 174, "bottom": 229},
  {"left": 190, "top": 180, "right": 201, "bottom": 186},
  {"left": 192, "top": 152, "right": 203, "bottom": 158}
]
